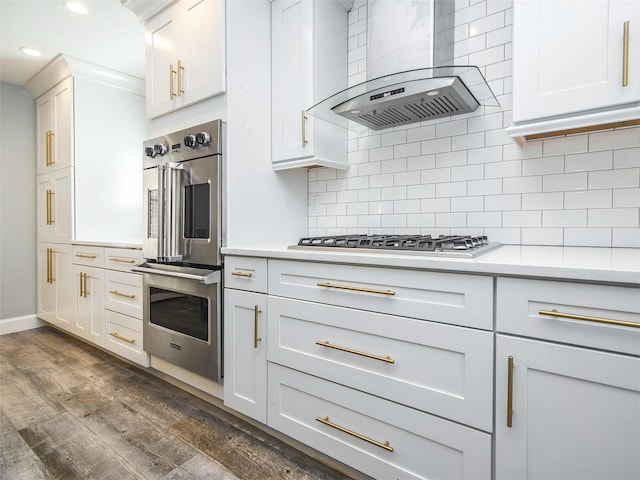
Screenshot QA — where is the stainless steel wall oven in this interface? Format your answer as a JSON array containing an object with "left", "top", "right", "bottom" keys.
[{"left": 133, "top": 120, "right": 224, "bottom": 381}]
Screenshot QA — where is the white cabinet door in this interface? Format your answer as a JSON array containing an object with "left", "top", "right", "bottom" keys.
[
  {"left": 271, "top": 0, "right": 348, "bottom": 170},
  {"left": 73, "top": 265, "right": 104, "bottom": 346},
  {"left": 223, "top": 289, "right": 267, "bottom": 423},
  {"left": 37, "top": 243, "right": 56, "bottom": 323},
  {"left": 510, "top": 0, "right": 640, "bottom": 136},
  {"left": 36, "top": 77, "right": 73, "bottom": 175},
  {"left": 36, "top": 168, "right": 74, "bottom": 244},
  {"left": 145, "top": 0, "right": 225, "bottom": 118},
  {"left": 37, "top": 243, "right": 74, "bottom": 331},
  {"left": 495, "top": 334, "right": 640, "bottom": 480}
]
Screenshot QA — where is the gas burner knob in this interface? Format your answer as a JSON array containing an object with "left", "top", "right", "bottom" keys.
[
  {"left": 144, "top": 146, "right": 156, "bottom": 157},
  {"left": 153, "top": 143, "right": 168, "bottom": 156},
  {"left": 195, "top": 132, "right": 211, "bottom": 146},
  {"left": 184, "top": 135, "right": 197, "bottom": 148}
]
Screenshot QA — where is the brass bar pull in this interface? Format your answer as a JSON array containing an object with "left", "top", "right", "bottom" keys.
[
  {"left": 170, "top": 64, "right": 177, "bottom": 99},
  {"left": 45, "top": 190, "right": 50, "bottom": 225},
  {"left": 110, "top": 290, "right": 135, "bottom": 299},
  {"left": 79, "top": 272, "right": 84, "bottom": 297},
  {"left": 317, "top": 282, "right": 395, "bottom": 296},
  {"left": 47, "top": 190, "right": 55, "bottom": 224},
  {"left": 109, "top": 257, "right": 136, "bottom": 264},
  {"left": 231, "top": 271, "right": 253, "bottom": 277},
  {"left": 538, "top": 309, "right": 639, "bottom": 329},
  {"left": 83, "top": 273, "right": 89, "bottom": 298},
  {"left": 507, "top": 356, "right": 514, "bottom": 428},
  {"left": 109, "top": 332, "right": 136, "bottom": 344},
  {"left": 301, "top": 110, "right": 308, "bottom": 147},
  {"left": 49, "top": 248, "right": 55, "bottom": 283},
  {"left": 48, "top": 131, "right": 55, "bottom": 165},
  {"left": 623, "top": 21, "right": 630, "bottom": 86},
  {"left": 315, "top": 416, "right": 394, "bottom": 452},
  {"left": 46, "top": 248, "right": 52, "bottom": 284},
  {"left": 177, "top": 60, "right": 184, "bottom": 96},
  {"left": 316, "top": 340, "right": 395, "bottom": 364},
  {"left": 45, "top": 131, "right": 51, "bottom": 166},
  {"left": 254, "top": 305, "right": 262, "bottom": 349},
  {"left": 76, "top": 254, "right": 97, "bottom": 259}
]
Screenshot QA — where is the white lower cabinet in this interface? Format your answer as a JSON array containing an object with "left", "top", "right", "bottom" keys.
[
  {"left": 223, "top": 289, "right": 267, "bottom": 423},
  {"left": 72, "top": 265, "right": 104, "bottom": 346},
  {"left": 268, "top": 363, "right": 492, "bottom": 480},
  {"left": 495, "top": 334, "right": 640, "bottom": 480},
  {"left": 104, "top": 309, "right": 146, "bottom": 366},
  {"left": 37, "top": 242, "right": 73, "bottom": 330}
]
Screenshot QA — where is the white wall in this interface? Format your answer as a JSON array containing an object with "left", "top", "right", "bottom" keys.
[
  {"left": 0, "top": 82, "right": 39, "bottom": 327},
  {"left": 308, "top": 0, "right": 640, "bottom": 248}
]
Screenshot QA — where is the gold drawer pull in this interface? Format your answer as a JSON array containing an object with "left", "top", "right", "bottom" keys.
[
  {"left": 231, "top": 271, "right": 253, "bottom": 277},
  {"left": 109, "top": 332, "right": 136, "bottom": 344},
  {"left": 254, "top": 305, "right": 262, "bottom": 349},
  {"left": 623, "top": 20, "right": 629, "bottom": 86},
  {"left": 109, "top": 257, "right": 136, "bottom": 264},
  {"left": 316, "top": 340, "right": 395, "bottom": 364},
  {"left": 316, "top": 282, "right": 395, "bottom": 296},
  {"left": 316, "top": 416, "right": 394, "bottom": 452},
  {"left": 76, "top": 253, "right": 97, "bottom": 259},
  {"left": 538, "top": 309, "right": 639, "bottom": 329},
  {"left": 507, "top": 356, "right": 514, "bottom": 428},
  {"left": 110, "top": 290, "right": 136, "bottom": 299}
]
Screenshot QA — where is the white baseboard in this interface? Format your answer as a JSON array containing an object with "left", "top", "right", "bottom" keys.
[{"left": 0, "top": 314, "right": 46, "bottom": 335}]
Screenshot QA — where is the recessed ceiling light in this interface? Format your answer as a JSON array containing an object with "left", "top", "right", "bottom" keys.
[
  {"left": 20, "top": 47, "right": 42, "bottom": 57},
  {"left": 64, "top": 1, "right": 88, "bottom": 14}
]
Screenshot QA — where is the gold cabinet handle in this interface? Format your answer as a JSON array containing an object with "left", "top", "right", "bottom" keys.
[
  {"left": 46, "top": 190, "right": 55, "bottom": 225},
  {"left": 316, "top": 282, "right": 395, "bottom": 296},
  {"left": 46, "top": 248, "right": 53, "bottom": 284},
  {"left": 45, "top": 189, "right": 50, "bottom": 225},
  {"left": 316, "top": 340, "right": 395, "bottom": 364},
  {"left": 301, "top": 110, "right": 308, "bottom": 147},
  {"left": 76, "top": 253, "right": 97, "bottom": 259},
  {"left": 48, "top": 130, "right": 54, "bottom": 165},
  {"left": 109, "top": 332, "right": 136, "bottom": 344},
  {"left": 315, "top": 416, "right": 394, "bottom": 452},
  {"left": 177, "top": 59, "right": 184, "bottom": 96},
  {"left": 254, "top": 305, "right": 262, "bottom": 349},
  {"left": 79, "top": 272, "right": 84, "bottom": 297},
  {"left": 623, "top": 20, "right": 630, "bottom": 86},
  {"left": 109, "top": 290, "right": 136, "bottom": 299},
  {"left": 538, "top": 309, "right": 639, "bottom": 329},
  {"left": 170, "top": 63, "right": 177, "bottom": 99},
  {"left": 507, "top": 355, "right": 514, "bottom": 428},
  {"left": 79, "top": 272, "right": 89, "bottom": 298},
  {"left": 109, "top": 257, "right": 136, "bottom": 264},
  {"left": 83, "top": 273, "right": 89, "bottom": 298},
  {"left": 231, "top": 271, "right": 253, "bottom": 278},
  {"left": 45, "top": 130, "right": 51, "bottom": 166}
]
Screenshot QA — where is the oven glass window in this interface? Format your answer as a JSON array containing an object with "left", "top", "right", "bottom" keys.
[
  {"left": 149, "top": 287, "right": 209, "bottom": 341},
  {"left": 184, "top": 183, "right": 210, "bottom": 239}
]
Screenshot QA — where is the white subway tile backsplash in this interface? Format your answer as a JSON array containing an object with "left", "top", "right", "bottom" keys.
[
  {"left": 589, "top": 168, "right": 640, "bottom": 189},
  {"left": 588, "top": 208, "right": 639, "bottom": 227},
  {"left": 565, "top": 190, "right": 612, "bottom": 209},
  {"left": 307, "top": 1, "right": 639, "bottom": 247}
]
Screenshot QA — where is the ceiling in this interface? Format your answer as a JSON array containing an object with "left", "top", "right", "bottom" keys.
[{"left": 0, "top": 0, "right": 146, "bottom": 87}]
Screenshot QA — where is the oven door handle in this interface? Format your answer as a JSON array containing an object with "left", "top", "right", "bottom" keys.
[{"left": 132, "top": 264, "right": 221, "bottom": 285}]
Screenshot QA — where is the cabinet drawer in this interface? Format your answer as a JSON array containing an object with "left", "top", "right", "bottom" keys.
[
  {"left": 497, "top": 278, "right": 640, "bottom": 355},
  {"left": 224, "top": 256, "right": 268, "bottom": 293},
  {"left": 268, "top": 364, "right": 491, "bottom": 480},
  {"left": 104, "top": 270, "right": 142, "bottom": 319},
  {"left": 104, "top": 247, "right": 143, "bottom": 272},
  {"left": 268, "top": 296, "right": 493, "bottom": 432},
  {"left": 72, "top": 245, "right": 104, "bottom": 268},
  {"left": 268, "top": 260, "right": 493, "bottom": 330},
  {"left": 104, "top": 309, "right": 148, "bottom": 366}
]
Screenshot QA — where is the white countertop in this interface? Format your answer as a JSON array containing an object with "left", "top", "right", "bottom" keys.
[
  {"left": 221, "top": 244, "right": 640, "bottom": 285},
  {"left": 73, "top": 239, "right": 142, "bottom": 250}
]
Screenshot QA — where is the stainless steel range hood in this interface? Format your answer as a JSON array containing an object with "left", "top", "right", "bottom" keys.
[{"left": 307, "top": 0, "right": 500, "bottom": 133}]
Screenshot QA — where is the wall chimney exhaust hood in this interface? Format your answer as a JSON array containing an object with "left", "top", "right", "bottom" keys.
[{"left": 307, "top": 0, "right": 500, "bottom": 133}]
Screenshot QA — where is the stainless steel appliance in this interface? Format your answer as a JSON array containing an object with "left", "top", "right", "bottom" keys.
[
  {"left": 133, "top": 120, "right": 224, "bottom": 381},
  {"left": 291, "top": 234, "right": 501, "bottom": 258}
]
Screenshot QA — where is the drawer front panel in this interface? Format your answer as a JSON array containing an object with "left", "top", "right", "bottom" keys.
[
  {"left": 497, "top": 278, "right": 640, "bottom": 355},
  {"left": 268, "top": 296, "right": 493, "bottom": 432},
  {"left": 268, "top": 260, "right": 493, "bottom": 330},
  {"left": 72, "top": 245, "right": 104, "bottom": 268},
  {"left": 104, "top": 248, "right": 143, "bottom": 272},
  {"left": 104, "top": 309, "right": 148, "bottom": 366},
  {"left": 104, "top": 270, "right": 143, "bottom": 319},
  {"left": 268, "top": 364, "right": 491, "bottom": 480},
  {"left": 224, "top": 256, "right": 268, "bottom": 293}
]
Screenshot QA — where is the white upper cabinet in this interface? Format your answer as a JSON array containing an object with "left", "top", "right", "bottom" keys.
[
  {"left": 271, "top": 0, "right": 349, "bottom": 170},
  {"left": 508, "top": 0, "right": 640, "bottom": 140},
  {"left": 145, "top": 0, "right": 226, "bottom": 118},
  {"left": 36, "top": 77, "right": 73, "bottom": 175}
]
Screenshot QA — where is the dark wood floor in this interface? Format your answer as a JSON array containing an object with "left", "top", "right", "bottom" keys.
[{"left": 0, "top": 326, "right": 355, "bottom": 480}]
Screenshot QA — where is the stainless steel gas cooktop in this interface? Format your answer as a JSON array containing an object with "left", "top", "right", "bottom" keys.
[{"left": 289, "top": 234, "right": 502, "bottom": 258}]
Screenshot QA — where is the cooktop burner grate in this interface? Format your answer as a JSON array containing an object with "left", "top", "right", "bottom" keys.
[{"left": 296, "top": 234, "right": 491, "bottom": 252}]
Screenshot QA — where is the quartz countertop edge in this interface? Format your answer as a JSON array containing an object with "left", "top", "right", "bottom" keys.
[
  {"left": 221, "top": 245, "right": 640, "bottom": 285},
  {"left": 73, "top": 240, "right": 142, "bottom": 250}
]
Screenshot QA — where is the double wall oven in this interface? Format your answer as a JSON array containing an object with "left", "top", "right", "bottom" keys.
[{"left": 133, "top": 120, "right": 224, "bottom": 381}]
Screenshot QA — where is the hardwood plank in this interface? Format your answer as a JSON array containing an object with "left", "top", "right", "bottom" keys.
[
  {"left": 159, "top": 453, "right": 240, "bottom": 480},
  {"left": 0, "top": 412, "right": 51, "bottom": 479}
]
